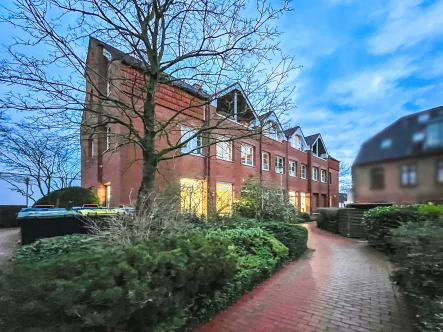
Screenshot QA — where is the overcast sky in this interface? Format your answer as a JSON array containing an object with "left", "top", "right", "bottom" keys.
[{"left": 1, "top": 0, "right": 442, "bottom": 204}]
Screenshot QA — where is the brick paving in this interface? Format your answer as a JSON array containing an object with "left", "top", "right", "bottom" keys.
[{"left": 197, "top": 223, "right": 414, "bottom": 332}]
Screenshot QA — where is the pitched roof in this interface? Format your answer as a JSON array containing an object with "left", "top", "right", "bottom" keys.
[
  {"left": 284, "top": 126, "right": 300, "bottom": 137},
  {"left": 305, "top": 133, "right": 320, "bottom": 147},
  {"left": 353, "top": 105, "right": 443, "bottom": 166},
  {"left": 258, "top": 111, "right": 273, "bottom": 121},
  {"left": 90, "top": 37, "right": 209, "bottom": 99}
]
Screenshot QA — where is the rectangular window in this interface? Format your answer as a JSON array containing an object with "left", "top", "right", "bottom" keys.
[
  {"left": 88, "top": 138, "right": 95, "bottom": 158},
  {"left": 289, "top": 160, "right": 297, "bottom": 177},
  {"left": 106, "top": 127, "right": 112, "bottom": 150},
  {"left": 438, "top": 160, "right": 443, "bottom": 184},
  {"left": 289, "top": 191, "right": 296, "bottom": 207},
  {"left": 370, "top": 167, "right": 385, "bottom": 190},
  {"left": 241, "top": 144, "right": 254, "bottom": 166},
  {"left": 321, "top": 169, "right": 326, "bottom": 183},
  {"left": 301, "top": 164, "right": 307, "bottom": 179},
  {"left": 312, "top": 167, "right": 318, "bottom": 181},
  {"left": 181, "top": 126, "right": 203, "bottom": 155},
  {"left": 216, "top": 182, "right": 233, "bottom": 216},
  {"left": 400, "top": 164, "right": 417, "bottom": 187},
  {"left": 216, "top": 137, "right": 232, "bottom": 161},
  {"left": 262, "top": 151, "right": 270, "bottom": 171},
  {"left": 275, "top": 156, "right": 284, "bottom": 174},
  {"left": 180, "top": 178, "right": 203, "bottom": 215},
  {"left": 426, "top": 121, "right": 443, "bottom": 147},
  {"left": 329, "top": 171, "right": 332, "bottom": 184}
]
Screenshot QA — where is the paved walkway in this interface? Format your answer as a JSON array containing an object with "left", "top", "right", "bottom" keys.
[
  {"left": 197, "top": 223, "right": 414, "bottom": 332},
  {"left": 0, "top": 228, "right": 20, "bottom": 262}
]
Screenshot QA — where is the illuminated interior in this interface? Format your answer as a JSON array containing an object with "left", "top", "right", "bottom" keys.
[
  {"left": 216, "top": 182, "right": 233, "bottom": 216},
  {"left": 180, "top": 178, "right": 203, "bottom": 215}
]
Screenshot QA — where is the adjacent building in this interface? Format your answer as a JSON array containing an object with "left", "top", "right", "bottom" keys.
[
  {"left": 353, "top": 106, "right": 443, "bottom": 204},
  {"left": 81, "top": 37, "right": 340, "bottom": 214}
]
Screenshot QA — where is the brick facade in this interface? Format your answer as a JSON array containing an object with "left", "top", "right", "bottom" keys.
[{"left": 81, "top": 37, "right": 340, "bottom": 213}]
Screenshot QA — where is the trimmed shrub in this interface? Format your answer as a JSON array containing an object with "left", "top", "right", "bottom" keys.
[
  {"left": 261, "top": 222, "right": 308, "bottom": 259},
  {"left": 35, "top": 187, "right": 100, "bottom": 209},
  {"left": 391, "top": 219, "right": 443, "bottom": 331},
  {"left": 363, "top": 205, "right": 420, "bottom": 254},
  {"left": 299, "top": 212, "right": 311, "bottom": 223},
  {"left": 0, "top": 232, "right": 237, "bottom": 332},
  {"left": 317, "top": 208, "right": 340, "bottom": 233}
]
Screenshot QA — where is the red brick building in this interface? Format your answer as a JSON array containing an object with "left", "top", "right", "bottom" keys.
[{"left": 81, "top": 37, "right": 339, "bottom": 214}]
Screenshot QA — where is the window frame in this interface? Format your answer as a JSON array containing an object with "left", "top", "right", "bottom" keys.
[
  {"left": 216, "top": 136, "right": 233, "bottom": 161},
  {"left": 241, "top": 143, "right": 254, "bottom": 167},
  {"left": 370, "top": 167, "right": 385, "bottom": 190},
  {"left": 321, "top": 169, "right": 327, "bottom": 183},
  {"left": 181, "top": 126, "right": 203, "bottom": 156},
  {"left": 106, "top": 127, "right": 112, "bottom": 150},
  {"left": 400, "top": 163, "right": 417, "bottom": 187},
  {"left": 262, "top": 151, "right": 270, "bottom": 171},
  {"left": 289, "top": 160, "right": 297, "bottom": 177},
  {"left": 312, "top": 167, "right": 318, "bottom": 181},
  {"left": 275, "top": 155, "right": 285, "bottom": 174},
  {"left": 437, "top": 159, "right": 443, "bottom": 184},
  {"left": 426, "top": 121, "right": 443, "bottom": 147},
  {"left": 301, "top": 164, "right": 307, "bottom": 179}
]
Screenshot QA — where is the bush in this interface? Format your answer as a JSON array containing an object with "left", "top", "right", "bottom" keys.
[
  {"left": 391, "top": 219, "right": 443, "bottom": 331},
  {"left": 363, "top": 205, "right": 420, "bottom": 254},
  {"left": 299, "top": 212, "right": 311, "bottom": 223},
  {"left": 260, "top": 222, "right": 308, "bottom": 259},
  {"left": 317, "top": 208, "right": 340, "bottom": 233},
  {"left": 0, "top": 232, "right": 237, "bottom": 332},
  {"left": 232, "top": 178, "right": 301, "bottom": 223},
  {"left": 35, "top": 187, "right": 100, "bottom": 209}
]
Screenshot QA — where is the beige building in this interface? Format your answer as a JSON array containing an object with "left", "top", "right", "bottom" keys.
[{"left": 353, "top": 106, "right": 443, "bottom": 205}]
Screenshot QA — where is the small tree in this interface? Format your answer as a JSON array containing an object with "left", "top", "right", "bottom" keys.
[{"left": 233, "top": 177, "right": 300, "bottom": 223}]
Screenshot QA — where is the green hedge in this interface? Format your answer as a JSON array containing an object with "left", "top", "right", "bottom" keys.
[
  {"left": 260, "top": 222, "right": 308, "bottom": 259},
  {"left": 317, "top": 208, "right": 340, "bottom": 233},
  {"left": 299, "top": 212, "right": 311, "bottom": 223},
  {"left": 0, "top": 232, "right": 237, "bottom": 332},
  {"left": 35, "top": 186, "right": 100, "bottom": 209}
]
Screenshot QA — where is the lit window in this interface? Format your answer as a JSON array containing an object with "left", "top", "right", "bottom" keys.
[
  {"left": 401, "top": 164, "right": 417, "bottom": 187},
  {"left": 381, "top": 138, "right": 392, "bottom": 149},
  {"left": 321, "top": 169, "right": 326, "bottom": 183},
  {"left": 181, "top": 126, "right": 203, "bottom": 155},
  {"left": 289, "top": 191, "right": 297, "bottom": 207},
  {"left": 241, "top": 144, "right": 254, "bottom": 166},
  {"left": 180, "top": 178, "right": 203, "bottom": 215},
  {"left": 275, "top": 156, "right": 284, "bottom": 174},
  {"left": 289, "top": 160, "right": 297, "bottom": 177},
  {"left": 438, "top": 160, "right": 443, "bottom": 184},
  {"left": 216, "top": 182, "right": 232, "bottom": 216},
  {"left": 216, "top": 136, "right": 232, "bottom": 161},
  {"left": 262, "top": 151, "right": 270, "bottom": 171},
  {"left": 106, "top": 127, "right": 112, "bottom": 150},
  {"left": 301, "top": 164, "right": 307, "bottom": 179},
  {"left": 426, "top": 122, "right": 443, "bottom": 147},
  {"left": 370, "top": 167, "right": 384, "bottom": 190},
  {"left": 312, "top": 167, "right": 318, "bottom": 181}
]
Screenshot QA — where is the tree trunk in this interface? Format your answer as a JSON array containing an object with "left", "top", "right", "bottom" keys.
[{"left": 137, "top": 73, "right": 158, "bottom": 209}]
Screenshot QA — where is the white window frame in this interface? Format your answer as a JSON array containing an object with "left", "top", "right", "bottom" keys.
[
  {"left": 241, "top": 144, "right": 254, "bottom": 166},
  {"left": 321, "top": 169, "right": 326, "bottom": 183},
  {"left": 301, "top": 164, "right": 307, "bottom": 179},
  {"left": 275, "top": 156, "right": 284, "bottom": 174},
  {"left": 181, "top": 126, "right": 203, "bottom": 155},
  {"left": 312, "top": 167, "right": 318, "bottom": 181},
  {"left": 106, "top": 127, "right": 112, "bottom": 150},
  {"left": 262, "top": 151, "right": 270, "bottom": 171},
  {"left": 216, "top": 136, "right": 233, "bottom": 161},
  {"left": 289, "top": 160, "right": 296, "bottom": 177},
  {"left": 91, "top": 139, "right": 95, "bottom": 157}
]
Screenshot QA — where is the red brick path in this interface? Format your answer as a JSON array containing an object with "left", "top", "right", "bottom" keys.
[{"left": 196, "top": 223, "right": 414, "bottom": 332}]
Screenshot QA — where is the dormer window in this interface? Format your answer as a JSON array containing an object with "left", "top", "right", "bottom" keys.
[
  {"left": 216, "top": 89, "right": 255, "bottom": 126},
  {"left": 264, "top": 121, "right": 281, "bottom": 141},
  {"left": 426, "top": 121, "right": 443, "bottom": 147},
  {"left": 312, "top": 138, "right": 327, "bottom": 158},
  {"left": 381, "top": 139, "right": 392, "bottom": 149}
]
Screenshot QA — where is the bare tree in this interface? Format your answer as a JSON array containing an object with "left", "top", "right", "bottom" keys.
[
  {"left": 0, "top": 0, "right": 298, "bottom": 206},
  {"left": 339, "top": 162, "right": 352, "bottom": 192},
  {"left": 0, "top": 120, "right": 80, "bottom": 203}
]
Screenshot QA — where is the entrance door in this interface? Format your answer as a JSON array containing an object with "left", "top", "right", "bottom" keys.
[
  {"left": 216, "top": 182, "right": 233, "bottom": 216},
  {"left": 300, "top": 193, "right": 306, "bottom": 212}
]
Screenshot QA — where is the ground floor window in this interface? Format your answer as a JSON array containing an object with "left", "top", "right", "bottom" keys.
[
  {"left": 216, "top": 182, "right": 233, "bottom": 216},
  {"left": 180, "top": 178, "right": 203, "bottom": 215},
  {"left": 300, "top": 192, "right": 308, "bottom": 213},
  {"left": 289, "top": 191, "right": 297, "bottom": 207}
]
